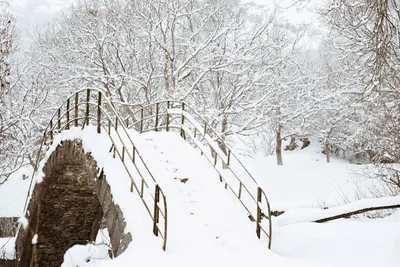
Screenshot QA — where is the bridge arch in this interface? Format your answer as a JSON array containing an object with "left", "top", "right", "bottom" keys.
[{"left": 16, "top": 139, "right": 131, "bottom": 267}]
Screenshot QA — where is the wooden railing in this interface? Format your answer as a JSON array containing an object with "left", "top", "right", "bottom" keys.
[
  {"left": 121, "top": 100, "right": 272, "bottom": 249},
  {"left": 23, "top": 89, "right": 168, "bottom": 251}
]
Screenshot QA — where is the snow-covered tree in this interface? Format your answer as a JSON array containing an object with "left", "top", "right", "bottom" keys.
[{"left": 0, "top": 2, "right": 21, "bottom": 181}]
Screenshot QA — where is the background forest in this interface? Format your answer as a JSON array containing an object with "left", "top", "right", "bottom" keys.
[{"left": 1, "top": 0, "right": 399, "bottom": 193}]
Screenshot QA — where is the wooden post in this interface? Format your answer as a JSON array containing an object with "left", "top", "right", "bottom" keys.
[
  {"left": 180, "top": 103, "right": 185, "bottom": 139},
  {"left": 162, "top": 192, "right": 168, "bottom": 251},
  {"left": 238, "top": 182, "right": 242, "bottom": 199},
  {"left": 49, "top": 120, "right": 53, "bottom": 141},
  {"left": 166, "top": 101, "right": 170, "bottom": 132},
  {"left": 97, "top": 92, "right": 102, "bottom": 133},
  {"left": 57, "top": 109, "right": 61, "bottom": 130},
  {"left": 153, "top": 184, "right": 160, "bottom": 236},
  {"left": 256, "top": 187, "right": 262, "bottom": 239},
  {"left": 66, "top": 98, "right": 70, "bottom": 130},
  {"left": 227, "top": 150, "right": 231, "bottom": 166},
  {"left": 201, "top": 122, "right": 207, "bottom": 156},
  {"left": 140, "top": 179, "right": 144, "bottom": 198},
  {"left": 132, "top": 147, "right": 136, "bottom": 163},
  {"left": 74, "top": 93, "right": 78, "bottom": 127},
  {"left": 86, "top": 89, "right": 90, "bottom": 125},
  {"left": 155, "top": 103, "right": 159, "bottom": 131},
  {"left": 140, "top": 108, "right": 144, "bottom": 133},
  {"left": 122, "top": 146, "right": 125, "bottom": 162}
]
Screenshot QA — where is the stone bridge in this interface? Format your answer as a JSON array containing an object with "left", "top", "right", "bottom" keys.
[{"left": 7, "top": 140, "right": 132, "bottom": 267}]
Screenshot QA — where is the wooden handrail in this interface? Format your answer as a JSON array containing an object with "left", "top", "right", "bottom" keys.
[
  {"left": 121, "top": 100, "right": 273, "bottom": 248},
  {"left": 23, "top": 89, "right": 168, "bottom": 251}
]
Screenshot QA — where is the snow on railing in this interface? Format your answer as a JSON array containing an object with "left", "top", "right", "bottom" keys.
[
  {"left": 24, "top": 89, "right": 168, "bottom": 251},
  {"left": 121, "top": 100, "right": 272, "bottom": 249}
]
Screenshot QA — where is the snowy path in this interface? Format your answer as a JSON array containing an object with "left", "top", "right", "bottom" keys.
[
  {"left": 100, "top": 130, "right": 314, "bottom": 267},
  {"left": 37, "top": 128, "right": 312, "bottom": 267},
  {"left": 5, "top": 127, "right": 400, "bottom": 267}
]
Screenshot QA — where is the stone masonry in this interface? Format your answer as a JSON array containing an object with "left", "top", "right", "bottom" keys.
[{"left": 15, "top": 140, "right": 132, "bottom": 267}]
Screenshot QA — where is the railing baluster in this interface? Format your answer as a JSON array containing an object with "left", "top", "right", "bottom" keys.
[
  {"left": 153, "top": 184, "right": 160, "bottom": 236},
  {"left": 238, "top": 182, "right": 243, "bottom": 199},
  {"left": 66, "top": 98, "right": 70, "bottom": 130},
  {"left": 108, "top": 119, "right": 111, "bottom": 135},
  {"left": 140, "top": 179, "right": 144, "bottom": 198},
  {"left": 201, "top": 122, "right": 207, "bottom": 156},
  {"left": 256, "top": 187, "right": 262, "bottom": 239},
  {"left": 86, "top": 89, "right": 90, "bottom": 125},
  {"left": 49, "top": 120, "right": 53, "bottom": 142},
  {"left": 140, "top": 108, "right": 144, "bottom": 133},
  {"left": 97, "top": 92, "right": 102, "bottom": 133},
  {"left": 57, "top": 109, "right": 61, "bottom": 131},
  {"left": 74, "top": 93, "right": 78, "bottom": 127},
  {"left": 227, "top": 150, "right": 231, "bottom": 166},
  {"left": 180, "top": 103, "right": 185, "bottom": 139},
  {"left": 155, "top": 103, "right": 159, "bottom": 131},
  {"left": 166, "top": 101, "right": 170, "bottom": 132},
  {"left": 122, "top": 146, "right": 125, "bottom": 162},
  {"left": 162, "top": 192, "right": 168, "bottom": 251}
]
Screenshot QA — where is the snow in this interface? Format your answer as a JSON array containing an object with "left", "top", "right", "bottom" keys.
[
  {"left": 0, "top": 164, "right": 32, "bottom": 217},
  {"left": 0, "top": 237, "right": 16, "bottom": 260},
  {"left": 276, "top": 195, "right": 400, "bottom": 226},
  {"left": 32, "top": 126, "right": 310, "bottom": 267},
  {"left": 17, "top": 216, "right": 29, "bottom": 230},
  {"left": 273, "top": 220, "right": 400, "bottom": 267},
  {"left": 2, "top": 126, "right": 400, "bottom": 267},
  {"left": 31, "top": 234, "right": 38, "bottom": 245},
  {"left": 242, "top": 141, "right": 383, "bottom": 211}
]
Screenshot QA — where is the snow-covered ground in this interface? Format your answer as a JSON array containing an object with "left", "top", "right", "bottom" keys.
[
  {"left": 244, "top": 142, "right": 383, "bottom": 210},
  {"left": 1, "top": 127, "right": 400, "bottom": 267}
]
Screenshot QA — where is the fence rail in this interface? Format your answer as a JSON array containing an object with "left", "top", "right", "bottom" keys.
[
  {"left": 24, "top": 89, "right": 168, "bottom": 251},
  {"left": 122, "top": 100, "right": 272, "bottom": 248}
]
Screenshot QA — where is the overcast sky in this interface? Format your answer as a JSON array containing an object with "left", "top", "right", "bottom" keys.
[{"left": 7, "top": 0, "right": 318, "bottom": 49}]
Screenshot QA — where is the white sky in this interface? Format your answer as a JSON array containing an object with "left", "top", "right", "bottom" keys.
[{"left": 7, "top": 0, "right": 320, "bottom": 49}]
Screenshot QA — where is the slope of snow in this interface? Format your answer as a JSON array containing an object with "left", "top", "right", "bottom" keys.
[
  {"left": 276, "top": 195, "right": 400, "bottom": 226},
  {"left": 2, "top": 127, "right": 400, "bottom": 267},
  {"left": 241, "top": 142, "right": 384, "bottom": 211},
  {"left": 273, "top": 219, "right": 400, "bottom": 267},
  {"left": 22, "top": 126, "right": 311, "bottom": 267},
  {"left": 92, "top": 130, "right": 313, "bottom": 267}
]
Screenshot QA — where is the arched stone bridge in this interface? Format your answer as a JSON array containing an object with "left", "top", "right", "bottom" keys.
[{"left": 0, "top": 89, "right": 272, "bottom": 267}]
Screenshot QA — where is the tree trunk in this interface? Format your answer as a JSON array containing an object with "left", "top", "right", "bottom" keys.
[
  {"left": 276, "top": 125, "right": 283, "bottom": 166},
  {"left": 325, "top": 139, "right": 330, "bottom": 163},
  {"left": 218, "top": 114, "right": 229, "bottom": 169}
]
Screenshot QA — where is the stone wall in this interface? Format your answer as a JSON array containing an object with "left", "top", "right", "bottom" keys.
[
  {"left": 0, "top": 259, "right": 16, "bottom": 267},
  {"left": 15, "top": 140, "right": 131, "bottom": 267}
]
